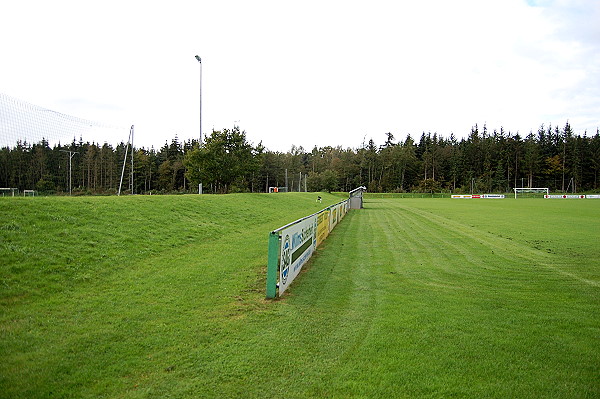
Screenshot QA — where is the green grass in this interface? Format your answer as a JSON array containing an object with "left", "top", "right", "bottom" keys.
[{"left": 1, "top": 195, "right": 598, "bottom": 398}]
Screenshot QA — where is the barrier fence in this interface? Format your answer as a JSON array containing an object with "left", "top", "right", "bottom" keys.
[{"left": 266, "top": 199, "right": 349, "bottom": 298}]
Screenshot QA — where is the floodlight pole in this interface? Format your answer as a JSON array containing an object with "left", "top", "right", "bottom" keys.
[
  {"left": 60, "top": 150, "right": 78, "bottom": 195},
  {"left": 195, "top": 55, "right": 202, "bottom": 145}
]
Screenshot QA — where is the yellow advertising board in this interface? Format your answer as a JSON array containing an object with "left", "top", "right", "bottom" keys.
[{"left": 316, "top": 210, "right": 330, "bottom": 246}]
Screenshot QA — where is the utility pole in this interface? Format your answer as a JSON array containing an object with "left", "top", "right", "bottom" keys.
[
  {"left": 59, "top": 149, "right": 78, "bottom": 195},
  {"left": 195, "top": 55, "right": 202, "bottom": 145}
]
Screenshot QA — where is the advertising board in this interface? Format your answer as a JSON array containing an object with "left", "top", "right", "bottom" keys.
[
  {"left": 329, "top": 206, "right": 339, "bottom": 231},
  {"left": 266, "top": 198, "right": 351, "bottom": 298},
  {"left": 545, "top": 195, "right": 586, "bottom": 199},
  {"left": 278, "top": 214, "right": 317, "bottom": 295},
  {"left": 452, "top": 194, "right": 505, "bottom": 199},
  {"left": 316, "top": 210, "right": 330, "bottom": 246}
]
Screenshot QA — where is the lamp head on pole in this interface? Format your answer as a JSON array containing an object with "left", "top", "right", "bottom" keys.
[{"left": 195, "top": 55, "right": 201, "bottom": 63}]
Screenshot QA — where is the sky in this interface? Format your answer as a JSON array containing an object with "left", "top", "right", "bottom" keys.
[{"left": 1, "top": 0, "right": 599, "bottom": 151}]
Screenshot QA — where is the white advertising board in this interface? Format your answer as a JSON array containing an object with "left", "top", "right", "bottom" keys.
[
  {"left": 337, "top": 202, "right": 347, "bottom": 222},
  {"left": 453, "top": 194, "right": 505, "bottom": 199},
  {"left": 329, "top": 205, "right": 339, "bottom": 231},
  {"left": 278, "top": 214, "right": 317, "bottom": 295},
  {"left": 586, "top": 195, "right": 600, "bottom": 199},
  {"left": 329, "top": 200, "right": 348, "bottom": 231},
  {"left": 545, "top": 194, "right": 586, "bottom": 199}
]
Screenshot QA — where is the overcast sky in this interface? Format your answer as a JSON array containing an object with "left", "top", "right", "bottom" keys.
[{"left": 1, "top": 0, "right": 598, "bottom": 151}]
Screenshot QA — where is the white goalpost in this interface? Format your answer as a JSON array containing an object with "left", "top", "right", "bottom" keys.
[{"left": 513, "top": 187, "right": 549, "bottom": 199}]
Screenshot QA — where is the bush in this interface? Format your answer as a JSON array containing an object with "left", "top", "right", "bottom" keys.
[
  {"left": 36, "top": 178, "right": 55, "bottom": 194},
  {"left": 414, "top": 178, "right": 442, "bottom": 193}
]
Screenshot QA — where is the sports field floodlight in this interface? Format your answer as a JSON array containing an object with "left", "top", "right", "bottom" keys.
[{"left": 195, "top": 55, "right": 202, "bottom": 144}]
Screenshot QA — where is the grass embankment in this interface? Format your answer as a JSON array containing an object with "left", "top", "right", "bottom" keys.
[
  {"left": 1, "top": 195, "right": 598, "bottom": 398},
  {"left": 0, "top": 193, "right": 339, "bottom": 398}
]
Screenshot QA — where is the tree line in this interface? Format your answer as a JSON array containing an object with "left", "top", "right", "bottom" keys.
[{"left": 1, "top": 122, "right": 599, "bottom": 195}]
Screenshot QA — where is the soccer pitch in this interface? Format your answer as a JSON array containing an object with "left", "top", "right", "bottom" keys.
[{"left": 1, "top": 195, "right": 598, "bottom": 398}]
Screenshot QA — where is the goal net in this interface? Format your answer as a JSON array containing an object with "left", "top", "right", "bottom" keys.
[
  {"left": 1, "top": 188, "right": 19, "bottom": 197},
  {"left": 513, "top": 187, "right": 549, "bottom": 199}
]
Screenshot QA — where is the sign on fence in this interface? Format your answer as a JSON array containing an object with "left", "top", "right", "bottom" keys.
[
  {"left": 316, "top": 210, "right": 330, "bottom": 246},
  {"left": 451, "top": 194, "right": 505, "bottom": 199},
  {"left": 266, "top": 198, "right": 350, "bottom": 298},
  {"left": 545, "top": 194, "right": 586, "bottom": 199},
  {"left": 278, "top": 215, "right": 317, "bottom": 295}
]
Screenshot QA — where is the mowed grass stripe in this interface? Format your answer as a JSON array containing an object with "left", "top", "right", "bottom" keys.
[
  {"left": 285, "top": 211, "right": 381, "bottom": 393},
  {"left": 378, "top": 202, "right": 519, "bottom": 293}
]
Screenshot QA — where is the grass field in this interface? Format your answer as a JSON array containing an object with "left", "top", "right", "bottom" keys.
[{"left": 1, "top": 195, "right": 598, "bottom": 398}]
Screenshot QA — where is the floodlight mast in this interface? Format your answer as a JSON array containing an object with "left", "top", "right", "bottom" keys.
[{"left": 195, "top": 55, "right": 202, "bottom": 145}]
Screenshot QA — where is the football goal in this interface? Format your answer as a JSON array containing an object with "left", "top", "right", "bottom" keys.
[
  {"left": 513, "top": 187, "right": 549, "bottom": 199},
  {"left": 0, "top": 188, "right": 18, "bottom": 197}
]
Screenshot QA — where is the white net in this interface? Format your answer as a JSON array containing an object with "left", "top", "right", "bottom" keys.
[
  {"left": 0, "top": 92, "right": 129, "bottom": 147},
  {"left": 513, "top": 188, "right": 549, "bottom": 198},
  {"left": 0, "top": 93, "right": 133, "bottom": 194}
]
